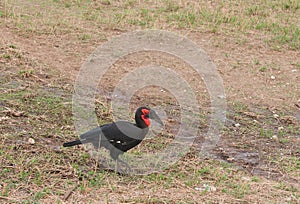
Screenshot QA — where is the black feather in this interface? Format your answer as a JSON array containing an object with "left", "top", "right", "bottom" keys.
[{"left": 62, "top": 107, "right": 157, "bottom": 161}]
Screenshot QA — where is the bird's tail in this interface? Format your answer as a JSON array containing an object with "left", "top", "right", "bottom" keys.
[{"left": 63, "top": 140, "right": 82, "bottom": 147}]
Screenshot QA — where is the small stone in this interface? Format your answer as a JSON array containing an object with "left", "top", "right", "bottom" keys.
[
  {"left": 273, "top": 114, "right": 279, "bottom": 118},
  {"left": 234, "top": 123, "right": 240, "bottom": 127},
  {"left": 28, "top": 138, "right": 35, "bottom": 145},
  {"left": 270, "top": 75, "right": 275, "bottom": 80},
  {"left": 227, "top": 157, "right": 234, "bottom": 161},
  {"left": 272, "top": 135, "right": 278, "bottom": 140},
  {"left": 278, "top": 126, "right": 284, "bottom": 131}
]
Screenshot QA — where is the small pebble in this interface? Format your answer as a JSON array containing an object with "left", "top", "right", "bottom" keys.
[
  {"left": 234, "top": 123, "right": 240, "bottom": 127},
  {"left": 28, "top": 138, "right": 35, "bottom": 145},
  {"left": 278, "top": 126, "right": 284, "bottom": 131},
  {"left": 227, "top": 157, "right": 234, "bottom": 161},
  {"left": 270, "top": 75, "right": 275, "bottom": 80}
]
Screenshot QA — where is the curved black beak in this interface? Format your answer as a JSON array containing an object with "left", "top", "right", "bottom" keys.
[{"left": 149, "top": 109, "right": 163, "bottom": 126}]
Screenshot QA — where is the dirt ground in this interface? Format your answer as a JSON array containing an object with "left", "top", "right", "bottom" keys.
[{"left": 1, "top": 0, "right": 299, "bottom": 203}]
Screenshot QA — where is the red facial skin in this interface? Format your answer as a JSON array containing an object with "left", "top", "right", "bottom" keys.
[{"left": 141, "top": 109, "right": 150, "bottom": 127}]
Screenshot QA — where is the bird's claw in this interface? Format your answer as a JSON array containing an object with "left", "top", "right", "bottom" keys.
[{"left": 115, "top": 158, "right": 132, "bottom": 174}]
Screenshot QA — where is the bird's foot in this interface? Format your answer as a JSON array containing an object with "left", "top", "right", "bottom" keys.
[{"left": 115, "top": 158, "right": 132, "bottom": 174}]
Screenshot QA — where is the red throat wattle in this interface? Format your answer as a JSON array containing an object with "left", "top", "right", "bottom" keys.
[{"left": 141, "top": 109, "right": 150, "bottom": 127}]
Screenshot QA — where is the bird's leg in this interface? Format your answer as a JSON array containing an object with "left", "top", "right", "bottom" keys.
[{"left": 114, "top": 159, "right": 119, "bottom": 174}]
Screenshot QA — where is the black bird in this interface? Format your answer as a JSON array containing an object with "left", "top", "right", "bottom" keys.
[{"left": 63, "top": 107, "right": 163, "bottom": 173}]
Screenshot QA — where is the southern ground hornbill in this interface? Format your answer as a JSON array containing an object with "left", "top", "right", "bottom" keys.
[{"left": 63, "top": 107, "right": 163, "bottom": 173}]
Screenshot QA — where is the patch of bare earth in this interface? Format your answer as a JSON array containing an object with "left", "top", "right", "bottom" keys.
[{"left": 1, "top": 1, "right": 299, "bottom": 203}]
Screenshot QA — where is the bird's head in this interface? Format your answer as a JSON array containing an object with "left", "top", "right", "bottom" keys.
[{"left": 135, "top": 107, "right": 163, "bottom": 128}]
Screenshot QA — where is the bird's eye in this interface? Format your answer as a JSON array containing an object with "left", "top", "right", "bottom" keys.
[{"left": 145, "top": 114, "right": 149, "bottom": 118}]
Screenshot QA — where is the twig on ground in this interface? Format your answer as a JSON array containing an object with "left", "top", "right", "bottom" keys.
[{"left": 63, "top": 184, "right": 78, "bottom": 201}]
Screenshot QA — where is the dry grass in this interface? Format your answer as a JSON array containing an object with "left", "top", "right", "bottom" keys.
[{"left": 0, "top": 0, "right": 300, "bottom": 203}]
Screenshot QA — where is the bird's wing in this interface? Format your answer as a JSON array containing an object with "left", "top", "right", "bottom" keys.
[
  {"left": 102, "top": 121, "right": 149, "bottom": 152},
  {"left": 78, "top": 121, "right": 148, "bottom": 153},
  {"left": 103, "top": 121, "right": 146, "bottom": 140},
  {"left": 79, "top": 123, "right": 112, "bottom": 148}
]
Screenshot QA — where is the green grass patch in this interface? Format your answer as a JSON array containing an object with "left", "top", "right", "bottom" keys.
[{"left": 2, "top": 0, "right": 299, "bottom": 50}]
